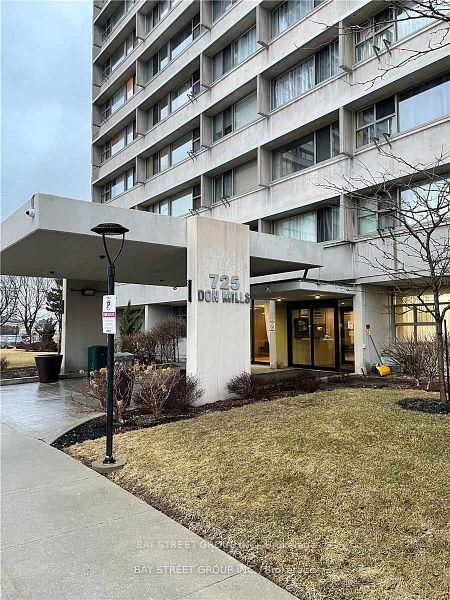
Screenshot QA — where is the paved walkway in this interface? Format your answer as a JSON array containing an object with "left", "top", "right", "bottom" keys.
[{"left": 1, "top": 383, "right": 295, "bottom": 600}]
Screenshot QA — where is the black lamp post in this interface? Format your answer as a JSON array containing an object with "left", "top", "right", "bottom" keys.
[{"left": 91, "top": 222, "right": 129, "bottom": 472}]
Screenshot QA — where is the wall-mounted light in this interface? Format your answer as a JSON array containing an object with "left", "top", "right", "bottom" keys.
[
  {"left": 314, "top": 295, "right": 321, "bottom": 299},
  {"left": 82, "top": 288, "right": 96, "bottom": 296}
]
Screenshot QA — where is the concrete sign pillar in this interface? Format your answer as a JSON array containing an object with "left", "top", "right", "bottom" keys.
[
  {"left": 187, "top": 217, "right": 251, "bottom": 404},
  {"left": 62, "top": 280, "right": 105, "bottom": 373}
]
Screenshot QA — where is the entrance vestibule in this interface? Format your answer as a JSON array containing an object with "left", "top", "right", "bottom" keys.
[{"left": 288, "top": 300, "right": 354, "bottom": 371}]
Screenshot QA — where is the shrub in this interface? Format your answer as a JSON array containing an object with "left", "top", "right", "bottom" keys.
[
  {"left": 0, "top": 355, "right": 9, "bottom": 372},
  {"left": 227, "top": 370, "right": 320, "bottom": 400},
  {"left": 134, "top": 366, "right": 181, "bottom": 419},
  {"left": 119, "top": 331, "right": 157, "bottom": 364},
  {"left": 16, "top": 341, "right": 43, "bottom": 352},
  {"left": 276, "top": 371, "right": 320, "bottom": 394},
  {"left": 384, "top": 336, "right": 439, "bottom": 390},
  {"left": 81, "top": 362, "right": 134, "bottom": 423},
  {"left": 35, "top": 318, "right": 57, "bottom": 352},
  {"left": 134, "top": 366, "right": 202, "bottom": 418},
  {"left": 227, "top": 372, "right": 268, "bottom": 400},
  {"left": 119, "top": 301, "right": 143, "bottom": 336}
]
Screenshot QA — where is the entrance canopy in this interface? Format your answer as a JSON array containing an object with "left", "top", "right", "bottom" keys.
[{"left": 1, "top": 194, "right": 324, "bottom": 285}]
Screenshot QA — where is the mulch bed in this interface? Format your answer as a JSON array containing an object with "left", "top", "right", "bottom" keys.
[
  {"left": 1, "top": 366, "right": 37, "bottom": 379},
  {"left": 397, "top": 398, "right": 450, "bottom": 414}
]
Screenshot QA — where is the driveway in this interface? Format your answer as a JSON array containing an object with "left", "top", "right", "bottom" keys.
[{"left": 0, "top": 382, "right": 295, "bottom": 600}]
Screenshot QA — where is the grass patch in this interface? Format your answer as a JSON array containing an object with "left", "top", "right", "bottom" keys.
[
  {"left": 66, "top": 388, "right": 450, "bottom": 599},
  {"left": 0, "top": 348, "right": 46, "bottom": 368}
]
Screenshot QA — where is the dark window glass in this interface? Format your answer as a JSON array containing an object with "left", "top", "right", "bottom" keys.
[
  {"left": 316, "top": 125, "right": 331, "bottom": 163},
  {"left": 223, "top": 107, "right": 233, "bottom": 135},
  {"left": 376, "top": 96, "right": 395, "bottom": 119},
  {"left": 223, "top": 45, "right": 232, "bottom": 72}
]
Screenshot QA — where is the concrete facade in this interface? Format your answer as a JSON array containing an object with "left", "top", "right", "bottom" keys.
[{"left": 91, "top": 0, "right": 450, "bottom": 377}]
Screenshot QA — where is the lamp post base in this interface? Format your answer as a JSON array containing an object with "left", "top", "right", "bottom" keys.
[{"left": 92, "top": 457, "right": 127, "bottom": 474}]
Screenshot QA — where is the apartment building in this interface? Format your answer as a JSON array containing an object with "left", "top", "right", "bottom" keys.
[{"left": 91, "top": 0, "right": 450, "bottom": 373}]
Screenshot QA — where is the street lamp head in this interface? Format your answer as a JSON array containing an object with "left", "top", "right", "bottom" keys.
[{"left": 91, "top": 223, "right": 129, "bottom": 236}]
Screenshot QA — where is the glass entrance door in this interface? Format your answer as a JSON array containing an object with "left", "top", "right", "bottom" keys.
[
  {"left": 291, "top": 308, "right": 312, "bottom": 366},
  {"left": 312, "top": 307, "right": 336, "bottom": 368},
  {"left": 340, "top": 307, "right": 355, "bottom": 367},
  {"left": 251, "top": 301, "right": 270, "bottom": 364},
  {"left": 289, "top": 303, "right": 339, "bottom": 369}
]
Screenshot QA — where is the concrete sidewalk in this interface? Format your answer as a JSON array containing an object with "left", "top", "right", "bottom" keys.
[{"left": 1, "top": 398, "right": 295, "bottom": 599}]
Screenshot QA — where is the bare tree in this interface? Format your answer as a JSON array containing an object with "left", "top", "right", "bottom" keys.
[
  {"left": 323, "top": 147, "right": 450, "bottom": 402},
  {"left": 15, "top": 277, "right": 52, "bottom": 343},
  {"left": 0, "top": 276, "right": 18, "bottom": 327}
]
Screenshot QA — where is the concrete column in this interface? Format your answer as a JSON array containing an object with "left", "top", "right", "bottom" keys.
[
  {"left": 339, "top": 107, "right": 354, "bottom": 157},
  {"left": 338, "top": 20, "right": 354, "bottom": 72},
  {"left": 92, "top": 63, "right": 103, "bottom": 89},
  {"left": 136, "top": 11, "right": 146, "bottom": 41},
  {"left": 187, "top": 217, "right": 251, "bottom": 403},
  {"left": 275, "top": 301, "right": 288, "bottom": 368},
  {"left": 62, "top": 280, "right": 105, "bottom": 373},
  {"left": 92, "top": 144, "right": 102, "bottom": 169},
  {"left": 200, "top": 113, "right": 213, "bottom": 148},
  {"left": 136, "top": 107, "right": 147, "bottom": 135},
  {"left": 353, "top": 285, "right": 391, "bottom": 375},
  {"left": 136, "top": 156, "right": 146, "bottom": 184},
  {"left": 200, "top": 0, "right": 212, "bottom": 29},
  {"left": 256, "top": 5, "right": 270, "bottom": 48},
  {"left": 257, "top": 147, "right": 271, "bottom": 187},
  {"left": 339, "top": 194, "right": 356, "bottom": 241},
  {"left": 92, "top": 24, "right": 103, "bottom": 51},
  {"left": 92, "top": 185, "right": 102, "bottom": 203},
  {"left": 268, "top": 300, "right": 277, "bottom": 368},
  {"left": 136, "top": 58, "right": 147, "bottom": 88},
  {"left": 200, "top": 174, "right": 213, "bottom": 208},
  {"left": 200, "top": 53, "right": 213, "bottom": 89},
  {"left": 92, "top": 104, "right": 102, "bottom": 129},
  {"left": 257, "top": 75, "right": 271, "bottom": 117}
]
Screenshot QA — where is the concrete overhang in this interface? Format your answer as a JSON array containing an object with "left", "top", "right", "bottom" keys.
[{"left": 1, "top": 195, "right": 323, "bottom": 285}]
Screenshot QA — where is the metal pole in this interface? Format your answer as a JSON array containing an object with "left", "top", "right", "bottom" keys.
[
  {"left": 444, "top": 320, "right": 450, "bottom": 404},
  {"left": 104, "top": 258, "right": 116, "bottom": 464}
]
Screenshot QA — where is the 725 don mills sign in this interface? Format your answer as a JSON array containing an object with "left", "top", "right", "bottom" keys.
[{"left": 197, "top": 273, "right": 250, "bottom": 304}]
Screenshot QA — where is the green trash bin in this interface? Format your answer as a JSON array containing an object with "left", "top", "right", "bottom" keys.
[{"left": 87, "top": 345, "right": 107, "bottom": 376}]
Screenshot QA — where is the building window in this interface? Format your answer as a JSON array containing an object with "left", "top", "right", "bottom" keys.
[
  {"left": 102, "top": 0, "right": 135, "bottom": 42},
  {"left": 146, "top": 128, "right": 200, "bottom": 177},
  {"left": 400, "top": 178, "right": 450, "bottom": 224},
  {"left": 214, "top": 170, "right": 233, "bottom": 202},
  {"left": 272, "top": 121, "right": 340, "bottom": 180},
  {"left": 356, "top": 97, "right": 396, "bottom": 147},
  {"left": 101, "top": 167, "right": 135, "bottom": 203},
  {"left": 354, "top": 3, "right": 433, "bottom": 64},
  {"left": 147, "top": 15, "right": 200, "bottom": 80},
  {"left": 393, "top": 290, "right": 450, "bottom": 341},
  {"left": 212, "top": 26, "right": 257, "bottom": 81},
  {"left": 147, "top": 71, "right": 200, "bottom": 129},
  {"left": 272, "top": 40, "right": 339, "bottom": 109},
  {"left": 398, "top": 74, "right": 450, "bottom": 132},
  {"left": 212, "top": 0, "right": 235, "bottom": 22},
  {"left": 357, "top": 192, "right": 397, "bottom": 235},
  {"left": 273, "top": 204, "right": 340, "bottom": 243},
  {"left": 213, "top": 92, "right": 258, "bottom": 141},
  {"left": 271, "top": 0, "right": 323, "bottom": 37},
  {"left": 100, "top": 122, "right": 136, "bottom": 164},
  {"left": 101, "top": 32, "right": 137, "bottom": 80},
  {"left": 145, "top": 0, "right": 170, "bottom": 33},
  {"left": 356, "top": 74, "right": 450, "bottom": 148},
  {"left": 101, "top": 76, "right": 135, "bottom": 122},
  {"left": 146, "top": 185, "right": 201, "bottom": 216}
]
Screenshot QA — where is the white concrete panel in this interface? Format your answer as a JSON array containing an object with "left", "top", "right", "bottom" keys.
[{"left": 187, "top": 217, "right": 251, "bottom": 404}]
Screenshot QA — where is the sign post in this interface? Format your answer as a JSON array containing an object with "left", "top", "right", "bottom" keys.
[{"left": 102, "top": 295, "right": 117, "bottom": 334}]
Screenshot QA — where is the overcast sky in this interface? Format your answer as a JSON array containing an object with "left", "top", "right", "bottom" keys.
[{"left": 1, "top": 0, "right": 92, "bottom": 219}]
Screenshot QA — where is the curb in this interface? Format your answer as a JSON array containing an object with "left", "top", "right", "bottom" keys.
[{"left": 0, "top": 372, "right": 84, "bottom": 387}]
